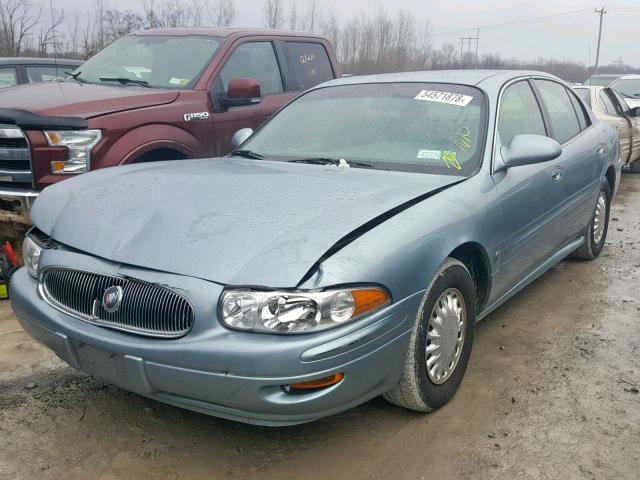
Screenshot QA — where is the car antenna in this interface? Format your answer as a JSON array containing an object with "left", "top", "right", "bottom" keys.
[{"left": 49, "top": 0, "right": 59, "bottom": 74}]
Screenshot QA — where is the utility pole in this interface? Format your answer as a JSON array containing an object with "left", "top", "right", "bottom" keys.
[
  {"left": 459, "top": 33, "right": 479, "bottom": 69},
  {"left": 612, "top": 56, "right": 624, "bottom": 69},
  {"left": 594, "top": 6, "right": 606, "bottom": 74}
]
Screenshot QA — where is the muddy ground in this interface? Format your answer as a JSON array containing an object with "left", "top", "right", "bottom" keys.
[{"left": 1, "top": 174, "right": 639, "bottom": 480}]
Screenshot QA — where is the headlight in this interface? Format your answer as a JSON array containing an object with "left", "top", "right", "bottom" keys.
[
  {"left": 44, "top": 129, "right": 101, "bottom": 174},
  {"left": 22, "top": 235, "right": 43, "bottom": 278},
  {"left": 220, "top": 287, "right": 390, "bottom": 334}
]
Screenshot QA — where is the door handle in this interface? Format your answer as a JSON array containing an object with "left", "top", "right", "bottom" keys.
[
  {"left": 551, "top": 166, "right": 564, "bottom": 182},
  {"left": 596, "top": 144, "right": 607, "bottom": 156}
]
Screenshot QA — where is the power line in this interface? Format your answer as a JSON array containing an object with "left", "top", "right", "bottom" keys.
[{"left": 431, "top": 7, "right": 593, "bottom": 37}]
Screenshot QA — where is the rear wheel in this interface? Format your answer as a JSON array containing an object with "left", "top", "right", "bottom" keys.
[
  {"left": 573, "top": 181, "right": 611, "bottom": 260},
  {"left": 384, "top": 258, "right": 476, "bottom": 412}
]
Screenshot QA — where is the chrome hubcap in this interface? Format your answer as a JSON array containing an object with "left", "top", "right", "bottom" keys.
[
  {"left": 425, "top": 288, "right": 466, "bottom": 384},
  {"left": 593, "top": 191, "right": 607, "bottom": 245}
]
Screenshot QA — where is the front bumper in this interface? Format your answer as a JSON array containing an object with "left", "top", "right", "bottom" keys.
[
  {"left": 0, "top": 185, "right": 38, "bottom": 225},
  {"left": 10, "top": 251, "right": 422, "bottom": 426}
]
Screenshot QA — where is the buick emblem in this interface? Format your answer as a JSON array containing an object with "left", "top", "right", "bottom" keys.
[{"left": 102, "top": 286, "right": 123, "bottom": 313}]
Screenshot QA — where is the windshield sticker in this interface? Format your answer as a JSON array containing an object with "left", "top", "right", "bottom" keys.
[
  {"left": 169, "top": 77, "right": 190, "bottom": 86},
  {"left": 442, "top": 151, "right": 462, "bottom": 170},
  {"left": 417, "top": 149, "right": 442, "bottom": 160},
  {"left": 415, "top": 90, "right": 474, "bottom": 107},
  {"left": 455, "top": 127, "right": 472, "bottom": 152}
]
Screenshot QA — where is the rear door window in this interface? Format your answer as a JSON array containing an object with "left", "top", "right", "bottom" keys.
[
  {"left": 219, "top": 42, "right": 283, "bottom": 96},
  {"left": 535, "top": 80, "right": 581, "bottom": 144},
  {"left": 598, "top": 90, "right": 618, "bottom": 116},
  {"left": 498, "top": 80, "right": 546, "bottom": 146},
  {"left": 281, "top": 42, "right": 334, "bottom": 91},
  {"left": 0, "top": 67, "right": 18, "bottom": 88}
]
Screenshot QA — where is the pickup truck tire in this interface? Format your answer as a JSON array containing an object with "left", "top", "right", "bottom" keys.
[
  {"left": 573, "top": 180, "right": 611, "bottom": 260},
  {"left": 384, "top": 258, "right": 476, "bottom": 412}
]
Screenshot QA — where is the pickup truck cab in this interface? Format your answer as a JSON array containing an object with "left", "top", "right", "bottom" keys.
[{"left": 0, "top": 28, "right": 341, "bottom": 225}]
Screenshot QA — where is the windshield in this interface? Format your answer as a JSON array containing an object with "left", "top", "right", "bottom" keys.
[
  {"left": 240, "top": 83, "right": 487, "bottom": 176},
  {"left": 610, "top": 79, "right": 640, "bottom": 99},
  {"left": 71, "top": 35, "right": 223, "bottom": 89}
]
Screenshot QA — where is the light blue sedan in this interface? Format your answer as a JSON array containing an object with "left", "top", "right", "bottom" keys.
[{"left": 12, "top": 70, "right": 620, "bottom": 425}]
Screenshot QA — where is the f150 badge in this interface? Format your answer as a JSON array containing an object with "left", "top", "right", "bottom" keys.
[{"left": 184, "top": 112, "right": 210, "bottom": 122}]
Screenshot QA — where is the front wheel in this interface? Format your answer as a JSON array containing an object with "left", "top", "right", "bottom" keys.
[
  {"left": 384, "top": 258, "right": 476, "bottom": 412},
  {"left": 573, "top": 181, "right": 611, "bottom": 260}
]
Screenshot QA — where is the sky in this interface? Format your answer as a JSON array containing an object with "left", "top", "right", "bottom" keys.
[{"left": 54, "top": 0, "right": 640, "bottom": 66}]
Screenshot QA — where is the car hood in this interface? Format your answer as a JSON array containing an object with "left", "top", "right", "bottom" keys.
[
  {"left": 0, "top": 82, "right": 179, "bottom": 119},
  {"left": 624, "top": 98, "right": 640, "bottom": 109},
  {"left": 31, "top": 158, "right": 462, "bottom": 287}
]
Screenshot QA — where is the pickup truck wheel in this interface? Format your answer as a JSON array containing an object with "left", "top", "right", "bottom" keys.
[
  {"left": 629, "top": 160, "right": 640, "bottom": 173},
  {"left": 384, "top": 258, "right": 476, "bottom": 412},
  {"left": 573, "top": 181, "right": 611, "bottom": 260}
]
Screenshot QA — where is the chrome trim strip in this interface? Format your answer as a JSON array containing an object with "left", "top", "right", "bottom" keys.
[{"left": 0, "top": 187, "right": 39, "bottom": 197}]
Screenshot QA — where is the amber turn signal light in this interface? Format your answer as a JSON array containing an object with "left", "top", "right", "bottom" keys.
[
  {"left": 352, "top": 289, "right": 390, "bottom": 318},
  {"left": 287, "top": 373, "right": 344, "bottom": 392}
]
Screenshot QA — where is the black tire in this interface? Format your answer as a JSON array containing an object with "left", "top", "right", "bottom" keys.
[
  {"left": 629, "top": 160, "right": 640, "bottom": 173},
  {"left": 384, "top": 258, "right": 476, "bottom": 412},
  {"left": 573, "top": 180, "right": 611, "bottom": 260}
]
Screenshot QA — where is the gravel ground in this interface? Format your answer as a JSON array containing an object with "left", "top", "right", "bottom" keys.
[{"left": 1, "top": 173, "right": 639, "bottom": 480}]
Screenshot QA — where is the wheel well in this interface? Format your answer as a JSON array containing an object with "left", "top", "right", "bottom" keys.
[
  {"left": 132, "top": 148, "right": 188, "bottom": 163},
  {"left": 605, "top": 166, "right": 615, "bottom": 197},
  {"left": 449, "top": 243, "right": 491, "bottom": 313}
]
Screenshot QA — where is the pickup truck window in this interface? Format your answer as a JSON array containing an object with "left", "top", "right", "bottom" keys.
[
  {"left": 281, "top": 42, "right": 334, "bottom": 91},
  {"left": 219, "top": 42, "right": 284, "bottom": 96},
  {"left": 0, "top": 67, "right": 17, "bottom": 88},
  {"left": 72, "top": 35, "right": 223, "bottom": 89}
]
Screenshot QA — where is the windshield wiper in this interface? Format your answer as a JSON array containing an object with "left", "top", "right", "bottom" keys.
[
  {"left": 231, "top": 149, "right": 264, "bottom": 159},
  {"left": 99, "top": 77, "right": 149, "bottom": 87},
  {"left": 288, "top": 157, "right": 376, "bottom": 169},
  {"left": 67, "top": 71, "right": 89, "bottom": 83}
]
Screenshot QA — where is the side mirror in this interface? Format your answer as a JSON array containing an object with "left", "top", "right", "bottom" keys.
[
  {"left": 630, "top": 106, "right": 640, "bottom": 117},
  {"left": 230, "top": 128, "right": 254, "bottom": 151},
  {"left": 497, "top": 134, "right": 562, "bottom": 171},
  {"left": 219, "top": 78, "right": 261, "bottom": 109}
]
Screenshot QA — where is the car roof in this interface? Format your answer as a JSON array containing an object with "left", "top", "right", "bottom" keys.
[
  {"left": 318, "top": 70, "right": 562, "bottom": 90},
  {"left": 0, "top": 57, "right": 82, "bottom": 65},
  {"left": 590, "top": 73, "right": 622, "bottom": 78},
  {"left": 133, "top": 27, "right": 329, "bottom": 41}
]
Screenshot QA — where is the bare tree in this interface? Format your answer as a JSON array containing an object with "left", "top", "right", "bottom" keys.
[
  {"left": 307, "top": 0, "right": 318, "bottom": 32},
  {"left": 262, "top": 0, "right": 283, "bottom": 29},
  {"left": 287, "top": 0, "right": 297, "bottom": 30},
  {"left": 208, "top": 0, "right": 235, "bottom": 27},
  {"left": 0, "top": 0, "right": 42, "bottom": 56},
  {"left": 103, "top": 9, "right": 143, "bottom": 43},
  {"left": 143, "top": 0, "right": 198, "bottom": 28},
  {"left": 37, "top": 6, "right": 64, "bottom": 57}
]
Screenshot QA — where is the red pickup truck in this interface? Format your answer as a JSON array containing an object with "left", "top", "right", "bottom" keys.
[{"left": 0, "top": 28, "right": 341, "bottom": 229}]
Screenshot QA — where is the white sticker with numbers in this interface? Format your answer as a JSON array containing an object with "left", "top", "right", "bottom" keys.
[{"left": 414, "top": 90, "right": 474, "bottom": 107}]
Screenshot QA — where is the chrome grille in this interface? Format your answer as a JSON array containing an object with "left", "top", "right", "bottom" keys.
[
  {"left": 0, "top": 124, "right": 32, "bottom": 185},
  {"left": 39, "top": 267, "right": 194, "bottom": 338}
]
